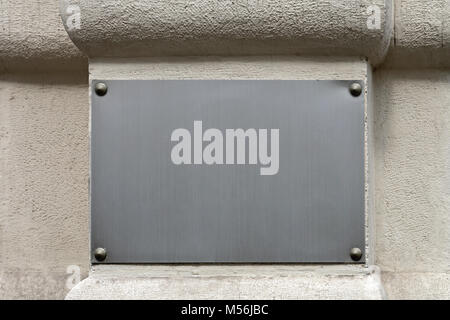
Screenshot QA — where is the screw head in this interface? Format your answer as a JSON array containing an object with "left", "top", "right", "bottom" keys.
[
  {"left": 350, "top": 247, "right": 362, "bottom": 261},
  {"left": 94, "top": 82, "right": 108, "bottom": 96},
  {"left": 349, "top": 82, "right": 362, "bottom": 97},
  {"left": 94, "top": 247, "right": 107, "bottom": 262}
]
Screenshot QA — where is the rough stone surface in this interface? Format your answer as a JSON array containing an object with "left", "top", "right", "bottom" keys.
[
  {"left": 59, "top": 0, "right": 392, "bottom": 65},
  {"left": 394, "top": 0, "right": 449, "bottom": 49},
  {"left": 66, "top": 265, "right": 386, "bottom": 300},
  {"left": 89, "top": 56, "right": 373, "bottom": 265},
  {"left": 1, "top": 1, "right": 449, "bottom": 70},
  {"left": 374, "top": 69, "right": 450, "bottom": 298},
  {"left": 1, "top": 0, "right": 450, "bottom": 300},
  {"left": 0, "top": 0, "right": 86, "bottom": 71},
  {"left": 0, "top": 73, "right": 90, "bottom": 299},
  {"left": 382, "top": 271, "right": 450, "bottom": 300},
  {"left": 89, "top": 56, "right": 368, "bottom": 80},
  {"left": 383, "top": 0, "right": 450, "bottom": 68}
]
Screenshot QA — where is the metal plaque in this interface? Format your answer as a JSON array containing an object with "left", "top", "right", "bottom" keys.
[{"left": 91, "top": 80, "right": 365, "bottom": 263}]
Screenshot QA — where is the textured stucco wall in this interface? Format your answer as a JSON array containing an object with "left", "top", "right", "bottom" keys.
[
  {"left": 1, "top": 0, "right": 450, "bottom": 299},
  {"left": 374, "top": 69, "right": 450, "bottom": 299},
  {"left": 0, "top": 0, "right": 86, "bottom": 71},
  {"left": 67, "top": 265, "right": 386, "bottom": 300},
  {"left": 0, "top": 73, "right": 89, "bottom": 299},
  {"left": 384, "top": 0, "right": 450, "bottom": 68}
]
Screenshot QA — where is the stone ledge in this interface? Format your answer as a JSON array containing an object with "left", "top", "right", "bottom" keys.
[
  {"left": 66, "top": 265, "right": 386, "bottom": 300},
  {"left": 59, "top": 0, "right": 392, "bottom": 65},
  {"left": 381, "top": 271, "right": 450, "bottom": 300}
]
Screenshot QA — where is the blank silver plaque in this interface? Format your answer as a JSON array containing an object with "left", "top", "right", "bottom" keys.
[{"left": 91, "top": 80, "right": 365, "bottom": 263}]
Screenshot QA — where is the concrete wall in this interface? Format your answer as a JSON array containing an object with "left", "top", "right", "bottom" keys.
[
  {"left": 0, "top": 73, "right": 89, "bottom": 299},
  {"left": 0, "top": 0, "right": 449, "bottom": 299},
  {"left": 374, "top": 69, "right": 450, "bottom": 299}
]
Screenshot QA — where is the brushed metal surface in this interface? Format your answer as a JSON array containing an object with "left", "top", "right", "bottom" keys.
[{"left": 91, "top": 80, "right": 365, "bottom": 263}]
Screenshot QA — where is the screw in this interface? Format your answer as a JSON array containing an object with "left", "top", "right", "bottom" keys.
[
  {"left": 94, "top": 82, "right": 108, "bottom": 96},
  {"left": 349, "top": 82, "right": 362, "bottom": 97},
  {"left": 350, "top": 247, "right": 362, "bottom": 261},
  {"left": 94, "top": 247, "right": 107, "bottom": 262}
]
